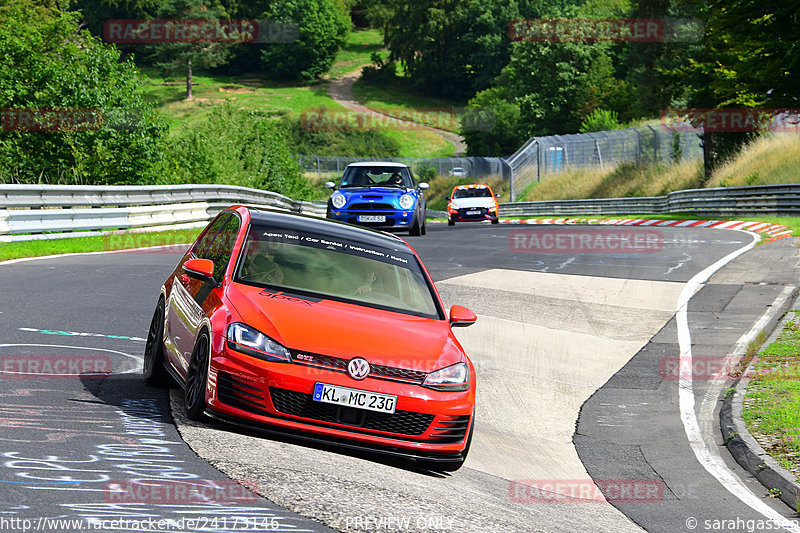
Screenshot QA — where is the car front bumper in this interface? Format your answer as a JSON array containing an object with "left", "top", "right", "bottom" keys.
[{"left": 205, "top": 342, "right": 475, "bottom": 456}]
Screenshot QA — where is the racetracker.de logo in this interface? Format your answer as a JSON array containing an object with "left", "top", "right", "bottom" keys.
[
  {"left": 1, "top": 108, "right": 142, "bottom": 132},
  {"left": 1, "top": 355, "right": 112, "bottom": 378},
  {"left": 509, "top": 228, "right": 663, "bottom": 254},
  {"left": 103, "top": 233, "right": 191, "bottom": 254},
  {"left": 661, "top": 108, "right": 800, "bottom": 133},
  {"left": 509, "top": 18, "right": 702, "bottom": 43},
  {"left": 509, "top": 479, "right": 664, "bottom": 503},
  {"left": 104, "top": 480, "right": 258, "bottom": 504},
  {"left": 299, "top": 107, "right": 496, "bottom": 132},
  {"left": 103, "top": 19, "right": 299, "bottom": 44}
]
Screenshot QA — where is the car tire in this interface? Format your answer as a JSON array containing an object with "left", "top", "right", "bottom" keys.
[
  {"left": 143, "top": 298, "right": 169, "bottom": 386},
  {"left": 409, "top": 213, "right": 422, "bottom": 236},
  {"left": 185, "top": 330, "right": 210, "bottom": 421},
  {"left": 491, "top": 218, "right": 499, "bottom": 224},
  {"left": 421, "top": 215, "right": 427, "bottom": 235},
  {"left": 418, "top": 415, "right": 474, "bottom": 472},
  {"left": 448, "top": 218, "right": 455, "bottom": 226}
]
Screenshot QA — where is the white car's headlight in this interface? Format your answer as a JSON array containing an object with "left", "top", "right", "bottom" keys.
[
  {"left": 423, "top": 362, "right": 469, "bottom": 391},
  {"left": 399, "top": 194, "right": 415, "bottom": 210},
  {"left": 331, "top": 193, "right": 346, "bottom": 209},
  {"left": 227, "top": 323, "right": 291, "bottom": 363}
]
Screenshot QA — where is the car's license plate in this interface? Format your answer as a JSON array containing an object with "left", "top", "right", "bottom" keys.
[
  {"left": 466, "top": 210, "right": 481, "bottom": 215},
  {"left": 313, "top": 383, "right": 396, "bottom": 414},
  {"left": 357, "top": 215, "right": 386, "bottom": 223}
]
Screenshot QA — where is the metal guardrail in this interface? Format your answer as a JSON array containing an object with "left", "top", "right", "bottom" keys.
[
  {"left": 1, "top": 183, "right": 796, "bottom": 242},
  {"left": 0, "top": 184, "right": 326, "bottom": 242},
  {"left": 499, "top": 184, "right": 800, "bottom": 218}
]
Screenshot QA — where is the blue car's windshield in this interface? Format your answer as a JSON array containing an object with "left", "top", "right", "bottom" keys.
[{"left": 339, "top": 166, "right": 413, "bottom": 188}]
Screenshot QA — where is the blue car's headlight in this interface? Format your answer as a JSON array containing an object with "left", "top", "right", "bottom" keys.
[
  {"left": 227, "top": 323, "right": 291, "bottom": 363},
  {"left": 399, "top": 194, "right": 415, "bottom": 210},
  {"left": 331, "top": 192, "right": 346, "bottom": 209}
]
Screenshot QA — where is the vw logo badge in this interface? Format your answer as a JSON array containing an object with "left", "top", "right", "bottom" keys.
[{"left": 347, "top": 357, "right": 370, "bottom": 380}]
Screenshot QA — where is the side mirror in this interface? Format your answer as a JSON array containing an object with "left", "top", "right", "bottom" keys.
[
  {"left": 418, "top": 182, "right": 430, "bottom": 190},
  {"left": 324, "top": 181, "right": 336, "bottom": 189},
  {"left": 449, "top": 305, "right": 477, "bottom": 327},
  {"left": 183, "top": 258, "right": 215, "bottom": 282},
  {"left": 495, "top": 193, "right": 502, "bottom": 198}
]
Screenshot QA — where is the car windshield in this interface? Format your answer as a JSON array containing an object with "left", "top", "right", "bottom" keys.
[
  {"left": 234, "top": 223, "right": 440, "bottom": 318},
  {"left": 454, "top": 188, "right": 492, "bottom": 199},
  {"left": 339, "top": 166, "right": 413, "bottom": 188}
]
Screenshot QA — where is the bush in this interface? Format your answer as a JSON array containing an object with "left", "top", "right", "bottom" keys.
[
  {"left": 283, "top": 113, "right": 402, "bottom": 157},
  {"left": 260, "top": 0, "right": 351, "bottom": 81},
  {"left": 415, "top": 163, "right": 437, "bottom": 182},
  {"left": 0, "top": 0, "right": 169, "bottom": 184},
  {"left": 361, "top": 51, "right": 398, "bottom": 84},
  {"left": 579, "top": 109, "right": 622, "bottom": 133},
  {"left": 170, "top": 104, "right": 312, "bottom": 200}
]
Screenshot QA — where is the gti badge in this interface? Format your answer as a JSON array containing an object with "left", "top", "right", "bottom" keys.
[{"left": 347, "top": 357, "right": 371, "bottom": 380}]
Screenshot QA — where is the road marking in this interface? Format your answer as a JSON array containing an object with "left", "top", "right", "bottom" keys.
[
  {"left": 677, "top": 231, "right": 800, "bottom": 532},
  {"left": 0, "top": 344, "right": 141, "bottom": 375},
  {"left": 17, "top": 327, "right": 145, "bottom": 342}
]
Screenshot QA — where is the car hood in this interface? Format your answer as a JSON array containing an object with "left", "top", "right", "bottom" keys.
[
  {"left": 226, "top": 283, "right": 462, "bottom": 372},
  {"left": 338, "top": 186, "right": 412, "bottom": 198},
  {"left": 451, "top": 197, "right": 495, "bottom": 209}
]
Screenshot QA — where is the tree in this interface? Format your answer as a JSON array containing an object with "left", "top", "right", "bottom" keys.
[
  {"left": 677, "top": 0, "right": 800, "bottom": 179},
  {"left": 260, "top": 0, "right": 350, "bottom": 81},
  {"left": 170, "top": 104, "right": 313, "bottom": 199},
  {"left": 462, "top": 87, "right": 523, "bottom": 156},
  {"left": 143, "top": 0, "right": 233, "bottom": 99},
  {"left": 0, "top": 0, "right": 169, "bottom": 184}
]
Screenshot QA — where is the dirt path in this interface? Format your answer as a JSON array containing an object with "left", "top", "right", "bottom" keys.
[{"left": 327, "top": 66, "right": 467, "bottom": 156}]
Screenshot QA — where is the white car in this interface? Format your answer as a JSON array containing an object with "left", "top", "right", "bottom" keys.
[
  {"left": 447, "top": 184, "right": 500, "bottom": 225},
  {"left": 448, "top": 167, "right": 467, "bottom": 177}
]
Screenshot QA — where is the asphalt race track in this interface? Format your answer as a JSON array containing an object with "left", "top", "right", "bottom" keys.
[{"left": 0, "top": 222, "right": 798, "bottom": 533}]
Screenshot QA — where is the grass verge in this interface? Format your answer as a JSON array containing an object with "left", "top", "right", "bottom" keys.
[
  {"left": 351, "top": 77, "right": 466, "bottom": 134},
  {"left": 742, "top": 314, "right": 800, "bottom": 481},
  {"left": 0, "top": 228, "right": 202, "bottom": 262},
  {"left": 327, "top": 29, "right": 388, "bottom": 79}
]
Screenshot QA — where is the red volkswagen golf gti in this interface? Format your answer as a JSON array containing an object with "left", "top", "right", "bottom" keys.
[{"left": 143, "top": 206, "right": 477, "bottom": 470}]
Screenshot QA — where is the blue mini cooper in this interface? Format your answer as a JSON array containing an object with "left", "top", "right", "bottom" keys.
[{"left": 325, "top": 162, "right": 429, "bottom": 236}]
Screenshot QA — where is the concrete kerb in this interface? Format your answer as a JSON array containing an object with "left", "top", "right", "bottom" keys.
[{"left": 721, "top": 293, "right": 800, "bottom": 511}]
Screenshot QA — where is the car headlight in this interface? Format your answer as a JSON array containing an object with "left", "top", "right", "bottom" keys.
[
  {"left": 399, "top": 194, "right": 415, "bottom": 210},
  {"left": 331, "top": 192, "right": 346, "bottom": 209},
  {"left": 227, "top": 323, "right": 291, "bottom": 363},
  {"left": 423, "top": 362, "right": 469, "bottom": 391},
  {"left": 448, "top": 203, "right": 458, "bottom": 212}
]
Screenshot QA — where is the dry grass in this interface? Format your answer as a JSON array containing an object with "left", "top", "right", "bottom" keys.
[
  {"left": 522, "top": 158, "right": 704, "bottom": 201},
  {"left": 708, "top": 134, "right": 800, "bottom": 188}
]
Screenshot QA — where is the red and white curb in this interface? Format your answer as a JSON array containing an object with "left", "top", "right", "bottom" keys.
[{"left": 499, "top": 218, "right": 793, "bottom": 242}]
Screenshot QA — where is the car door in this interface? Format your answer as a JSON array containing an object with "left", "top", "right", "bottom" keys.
[{"left": 166, "top": 213, "right": 239, "bottom": 379}]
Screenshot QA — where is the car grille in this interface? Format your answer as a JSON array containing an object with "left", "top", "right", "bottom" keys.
[
  {"left": 290, "top": 350, "right": 428, "bottom": 384},
  {"left": 457, "top": 207, "right": 487, "bottom": 217},
  {"left": 348, "top": 202, "right": 395, "bottom": 211},
  {"left": 217, "top": 372, "right": 269, "bottom": 413},
  {"left": 429, "top": 415, "right": 471, "bottom": 443},
  {"left": 269, "top": 387, "right": 434, "bottom": 436}
]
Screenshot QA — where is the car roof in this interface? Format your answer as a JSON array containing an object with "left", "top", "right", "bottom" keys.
[
  {"left": 345, "top": 162, "right": 409, "bottom": 168},
  {"left": 454, "top": 183, "right": 491, "bottom": 189},
  {"left": 245, "top": 207, "right": 412, "bottom": 252}
]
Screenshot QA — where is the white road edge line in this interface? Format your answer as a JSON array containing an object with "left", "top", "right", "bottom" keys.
[{"left": 677, "top": 230, "right": 800, "bottom": 532}]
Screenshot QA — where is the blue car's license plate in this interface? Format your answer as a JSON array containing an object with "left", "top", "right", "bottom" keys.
[{"left": 357, "top": 215, "right": 386, "bottom": 223}]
